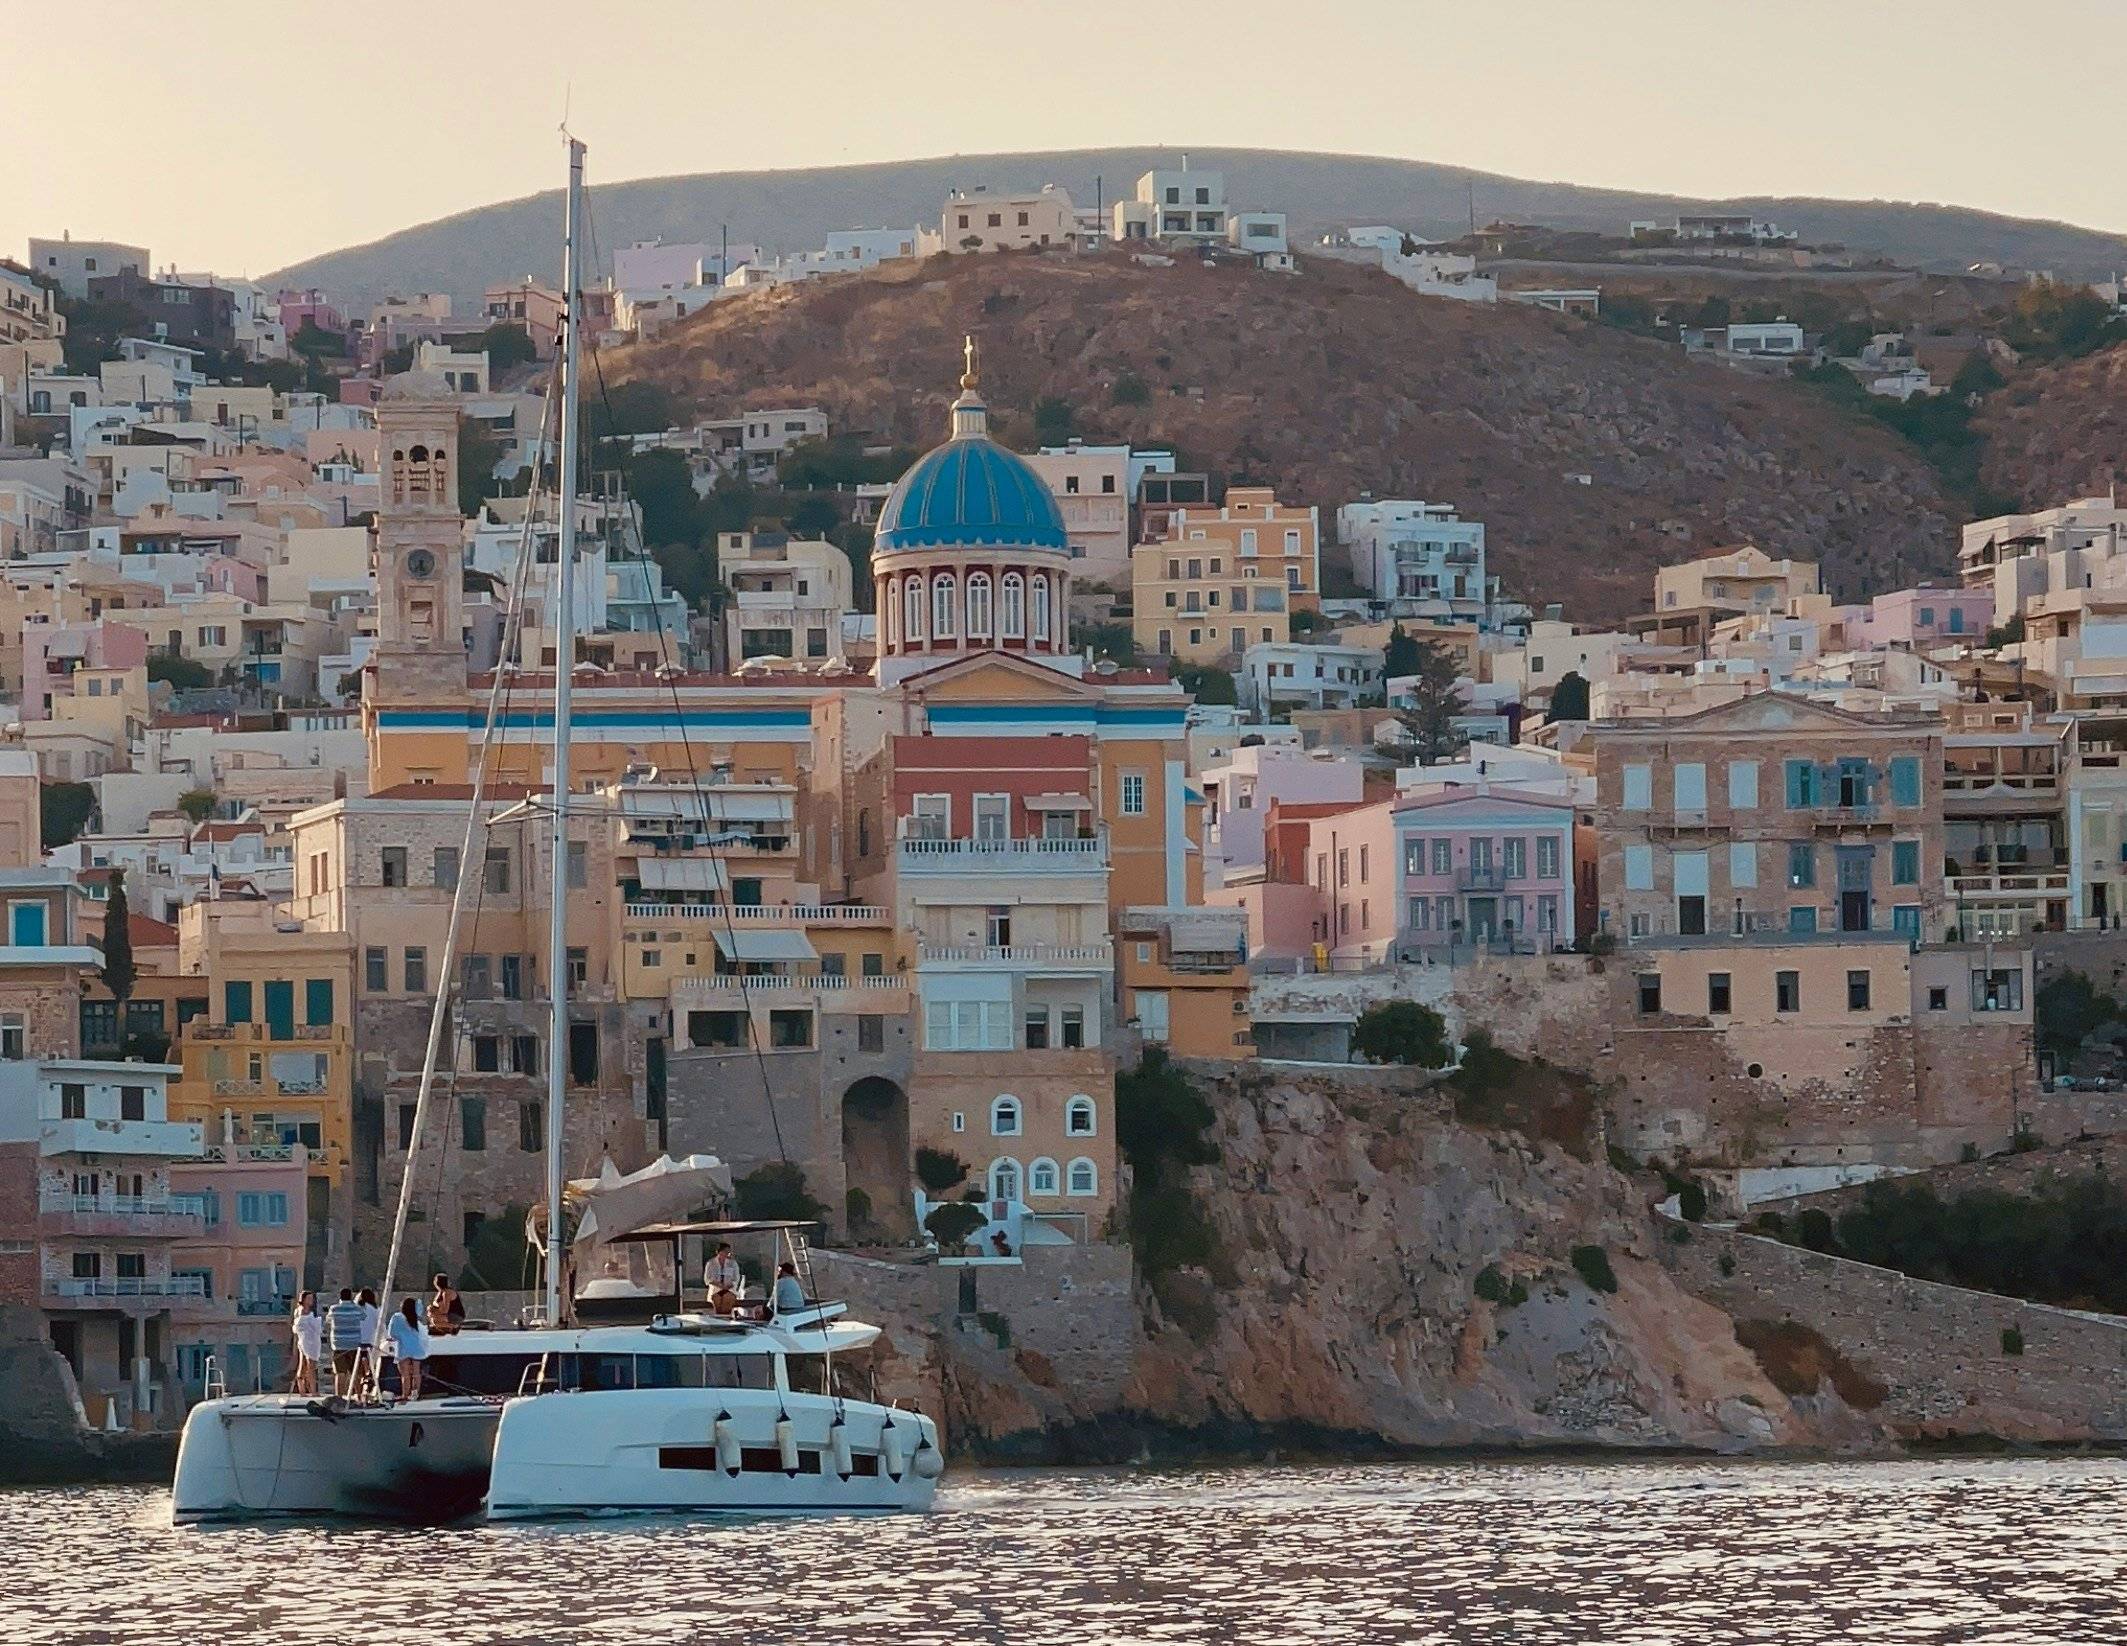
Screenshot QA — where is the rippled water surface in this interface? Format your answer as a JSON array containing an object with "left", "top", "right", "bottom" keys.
[{"left": 4, "top": 1458, "right": 2125, "bottom": 1644}]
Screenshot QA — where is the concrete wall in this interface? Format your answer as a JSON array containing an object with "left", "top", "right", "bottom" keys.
[{"left": 809, "top": 1242, "right": 1137, "bottom": 1450}]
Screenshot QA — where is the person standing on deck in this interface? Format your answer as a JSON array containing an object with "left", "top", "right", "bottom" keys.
[
  {"left": 325, "top": 1288, "right": 365, "bottom": 1396},
  {"left": 291, "top": 1292, "right": 322, "bottom": 1394}
]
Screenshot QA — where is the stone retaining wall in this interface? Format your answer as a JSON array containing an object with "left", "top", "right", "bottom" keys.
[
  {"left": 1759, "top": 1135, "right": 2127, "bottom": 1222},
  {"left": 1662, "top": 1224, "right": 2127, "bottom": 1442}
]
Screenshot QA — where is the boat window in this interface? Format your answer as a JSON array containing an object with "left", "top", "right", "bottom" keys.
[
  {"left": 703, "top": 1353, "right": 775, "bottom": 1391},
  {"left": 636, "top": 1354, "right": 709, "bottom": 1389},
  {"left": 786, "top": 1356, "right": 829, "bottom": 1396},
  {"left": 580, "top": 1354, "right": 636, "bottom": 1391},
  {"left": 740, "top": 1447, "right": 823, "bottom": 1474},
  {"left": 425, "top": 1353, "right": 538, "bottom": 1397}
]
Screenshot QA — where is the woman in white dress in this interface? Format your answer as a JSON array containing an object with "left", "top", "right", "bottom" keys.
[{"left": 386, "top": 1297, "right": 430, "bottom": 1401}]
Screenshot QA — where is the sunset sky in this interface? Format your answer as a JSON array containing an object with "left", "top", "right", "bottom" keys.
[{"left": 8, "top": 0, "right": 2122, "bottom": 274}]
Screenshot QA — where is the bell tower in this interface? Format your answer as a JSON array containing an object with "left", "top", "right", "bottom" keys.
[{"left": 370, "top": 373, "right": 468, "bottom": 707}]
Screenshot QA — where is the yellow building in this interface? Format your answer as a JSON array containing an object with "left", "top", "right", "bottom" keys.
[
  {"left": 1117, "top": 904, "right": 1253, "bottom": 1059},
  {"left": 166, "top": 899, "right": 355, "bottom": 1282},
  {"left": 1132, "top": 486, "right": 1320, "bottom": 667}
]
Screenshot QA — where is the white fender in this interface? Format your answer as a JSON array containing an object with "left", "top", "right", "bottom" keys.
[
  {"left": 880, "top": 1417, "right": 907, "bottom": 1480},
  {"left": 828, "top": 1417, "right": 854, "bottom": 1480},
  {"left": 775, "top": 1413, "right": 799, "bottom": 1475},
  {"left": 912, "top": 1433, "right": 944, "bottom": 1480},
  {"left": 713, "top": 1412, "right": 740, "bottom": 1477}
]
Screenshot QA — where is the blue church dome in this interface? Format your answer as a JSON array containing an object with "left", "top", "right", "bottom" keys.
[{"left": 873, "top": 340, "right": 1068, "bottom": 554}]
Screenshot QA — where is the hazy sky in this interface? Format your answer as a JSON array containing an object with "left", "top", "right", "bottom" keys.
[{"left": 9, "top": 0, "right": 2123, "bottom": 275}]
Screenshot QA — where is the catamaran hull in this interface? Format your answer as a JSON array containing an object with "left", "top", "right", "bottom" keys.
[
  {"left": 170, "top": 1395, "right": 501, "bottom": 1523},
  {"left": 485, "top": 1389, "right": 940, "bottom": 1518}
]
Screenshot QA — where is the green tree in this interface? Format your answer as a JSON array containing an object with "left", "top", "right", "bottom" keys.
[
  {"left": 914, "top": 1146, "right": 968, "bottom": 1192},
  {"left": 101, "top": 867, "right": 136, "bottom": 1005},
  {"left": 1073, "top": 621, "right": 1136, "bottom": 664},
  {"left": 460, "top": 1203, "right": 536, "bottom": 1292},
  {"left": 1032, "top": 396, "right": 1075, "bottom": 445},
  {"left": 147, "top": 654, "right": 213, "bottom": 691},
  {"left": 1351, "top": 999, "right": 1453, "bottom": 1067},
  {"left": 924, "top": 1201, "right": 986, "bottom": 1250},
  {"left": 289, "top": 321, "right": 347, "bottom": 360},
  {"left": 40, "top": 781, "right": 95, "bottom": 850},
  {"left": 788, "top": 493, "right": 841, "bottom": 537},
  {"left": 1393, "top": 637, "right": 1465, "bottom": 763},
  {"left": 1548, "top": 670, "right": 1591, "bottom": 722},
  {"left": 585, "top": 380, "right": 678, "bottom": 445},
  {"left": 2036, "top": 971, "right": 2118, "bottom": 1057},
  {"left": 1115, "top": 1050, "right": 1221, "bottom": 1277},
  {"left": 381, "top": 343, "right": 416, "bottom": 374},
  {"left": 1570, "top": 1244, "right": 1619, "bottom": 1293},
  {"left": 1176, "top": 664, "right": 1237, "bottom": 705},
  {"left": 1289, "top": 608, "right": 1326, "bottom": 636},
  {"left": 734, "top": 1161, "right": 825, "bottom": 1225},
  {"left": 475, "top": 322, "right": 537, "bottom": 371},
  {"left": 1110, "top": 372, "right": 1150, "bottom": 407},
  {"left": 457, "top": 419, "right": 506, "bottom": 515},
  {"left": 1383, "top": 623, "right": 1422, "bottom": 679},
  {"left": 176, "top": 788, "right": 218, "bottom": 825}
]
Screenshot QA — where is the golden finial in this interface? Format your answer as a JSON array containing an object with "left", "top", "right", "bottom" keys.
[{"left": 960, "top": 333, "right": 980, "bottom": 391}]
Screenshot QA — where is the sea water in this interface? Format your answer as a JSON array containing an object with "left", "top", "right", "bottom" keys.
[{"left": 3, "top": 1457, "right": 2122, "bottom": 1644}]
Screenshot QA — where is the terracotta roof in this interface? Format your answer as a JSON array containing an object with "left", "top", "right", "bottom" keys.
[{"left": 126, "top": 911, "right": 179, "bottom": 947}]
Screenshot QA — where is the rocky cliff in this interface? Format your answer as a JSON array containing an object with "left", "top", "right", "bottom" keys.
[
  {"left": 1118, "top": 1063, "right": 1879, "bottom": 1454},
  {"left": 609, "top": 250, "right": 1958, "bottom": 619},
  {"left": 825, "top": 1062, "right": 1889, "bottom": 1460}
]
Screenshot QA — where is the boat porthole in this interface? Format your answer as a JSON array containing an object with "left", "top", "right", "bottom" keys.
[{"left": 408, "top": 1422, "right": 424, "bottom": 1448}]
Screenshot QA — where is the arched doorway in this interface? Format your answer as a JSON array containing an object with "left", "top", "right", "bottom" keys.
[{"left": 840, "top": 1077, "right": 912, "bottom": 1242}]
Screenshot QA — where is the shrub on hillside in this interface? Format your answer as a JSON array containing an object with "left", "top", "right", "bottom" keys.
[{"left": 1570, "top": 1244, "right": 1618, "bottom": 1294}]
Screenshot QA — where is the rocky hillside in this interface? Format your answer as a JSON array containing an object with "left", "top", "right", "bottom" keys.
[
  {"left": 1976, "top": 340, "right": 2127, "bottom": 508},
  {"left": 609, "top": 249, "right": 1959, "bottom": 618},
  {"left": 1120, "top": 1064, "right": 1879, "bottom": 1453},
  {"left": 264, "top": 145, "right": 2127, "bottom": 309}
]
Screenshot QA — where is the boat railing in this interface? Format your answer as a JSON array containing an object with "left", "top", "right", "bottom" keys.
[{"left": 202, "top": 1353, "right": 227, "bottom": 1401}]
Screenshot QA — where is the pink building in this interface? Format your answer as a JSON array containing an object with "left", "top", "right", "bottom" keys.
[
  {"left": 1306, "top": 798, "right": 1401, "bottom": 960},
  {"left": 276, "top": 289, "right": 345, "bottom": 340},
  {"left": 168, "top": 1141, "right": 310, "bottom": 1399},
  {"left": 22, "top": 620, "right": 149, "bottom": 721},
  {"left": 1394, "top": 784, "right": 1578, "bottom": 951},
  {"left": 1844, "top": 586, "right": 1992, "bottom": 651},
  {"left": 1203, "top": 746, "right": 1368, "bottom": 877}
]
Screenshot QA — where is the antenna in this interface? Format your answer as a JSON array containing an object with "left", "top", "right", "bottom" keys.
[{"left": 1467, "top": 174, "right": 1476, "bottom": 237}]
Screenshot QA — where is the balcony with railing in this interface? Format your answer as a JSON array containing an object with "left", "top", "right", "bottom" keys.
[
  {"left": 38, "top": 1191, "right": 209, "bottom": 1238},
  {"left": 897, "top": 832, "right": 1108, "bottom": 874},
  {"left": 46, "top": 1273, "right": 210, "bottom": 1309},
  {"left": 918, "top": 941, "right": 1115, "bottom": 970},
  {"left": 623, "top": 902, "right": 889, "bottom": 925}
]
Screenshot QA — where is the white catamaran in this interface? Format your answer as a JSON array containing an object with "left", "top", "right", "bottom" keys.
[{"left": 170, "top": 136, "right": 942, "bottom": 1522}]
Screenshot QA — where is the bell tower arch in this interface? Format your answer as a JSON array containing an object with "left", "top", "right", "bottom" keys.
[{"left": 370, "top": 373, "right": 468, "bottom": 706}]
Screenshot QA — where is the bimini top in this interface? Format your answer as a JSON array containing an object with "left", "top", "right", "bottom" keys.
[{"left": 873, "top": 336, "right": 1069, "bottom": 555}]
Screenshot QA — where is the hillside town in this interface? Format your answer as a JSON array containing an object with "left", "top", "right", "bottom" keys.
[{"left": 5, "top": 162, "right": 2127, "bottom": 1452}]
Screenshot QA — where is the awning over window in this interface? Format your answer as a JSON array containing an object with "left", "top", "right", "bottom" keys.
[
  {"left": 1028, "top": 793, "right": 1092, "bottom": 811},
  {"left": 711, "top": 927, "right": 819, "bottom": 963},
  {"left": 637, "top": 859, "right": 730, "bottom": 892}
]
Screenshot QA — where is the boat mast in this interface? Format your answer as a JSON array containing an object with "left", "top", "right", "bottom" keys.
[{"left": 545, "top": 135, "right": 585, "bottom": 1327}]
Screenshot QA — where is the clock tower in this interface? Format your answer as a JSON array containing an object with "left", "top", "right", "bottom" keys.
[{"left": 370, "top": 372, "right": 468, "bottom": 708}]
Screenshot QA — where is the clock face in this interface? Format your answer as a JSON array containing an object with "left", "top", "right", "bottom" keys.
[{"left": 405, "top": 549, "right": 437, "bottom": 581}]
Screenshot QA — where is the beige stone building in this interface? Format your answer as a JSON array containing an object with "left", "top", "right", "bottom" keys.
[
  {"left": 1132, "top": 486, "right": 1319, "bottom": 667},
  {"left": 1587, "top": 692, "right": 1949, "bottom": 945}
]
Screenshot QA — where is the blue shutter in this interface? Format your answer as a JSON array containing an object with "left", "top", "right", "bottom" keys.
[{"left": 1890, "top": 757, "right": 1921, "bottom": 808}]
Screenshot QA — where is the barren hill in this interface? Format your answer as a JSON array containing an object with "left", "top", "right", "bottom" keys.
[
  {"left": 1976, "top": 341, "right": 2127, "bottom": 509},
  {"left": 263, "top": 146, "right": 2127, "bottom": 313},
  {"left": 608, "top": 250, "right": 1959, "bottom": 619}
]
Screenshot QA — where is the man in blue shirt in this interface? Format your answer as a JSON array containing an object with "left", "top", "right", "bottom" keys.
[{"left": 326, "top": 1288, "right": 366, "bottom": 1396}]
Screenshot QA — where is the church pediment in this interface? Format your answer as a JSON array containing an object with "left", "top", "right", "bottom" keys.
[{"left": 902, "top": 650, "right": 1095, "bottom": 704}]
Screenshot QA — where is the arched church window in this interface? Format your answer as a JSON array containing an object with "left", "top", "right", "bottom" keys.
[
  {"left": 966, "top": 573, "right": 993, "bottom": 639},
  {"left": 903, "top": 576, "right": 925, "bottom": 643},
  {"left": 932, "top": 573, "right": 958, "bottom": 639},
  {"left": 1030, "top": 575, "right": 1051, "bottom": 643},
  {"left": 1001, "top": 573, "right": 1025, "bottom": 639}
]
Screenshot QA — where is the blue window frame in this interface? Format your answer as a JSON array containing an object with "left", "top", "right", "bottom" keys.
[
  {"left": 1788, "top": 905, "right": 1819, "bottom": 934},
  {"left": 1889, "top": 757, "right": 1921, "bottom": 808},
  {"left": 1784, "top": 760, "right": 1819, "bottom": 807},
  {"left": 9, "top": 901, "right": 47, "bottom": 945},
  {"left": 1892, "top": 841, "right": 1920, "bottom": 885}
]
